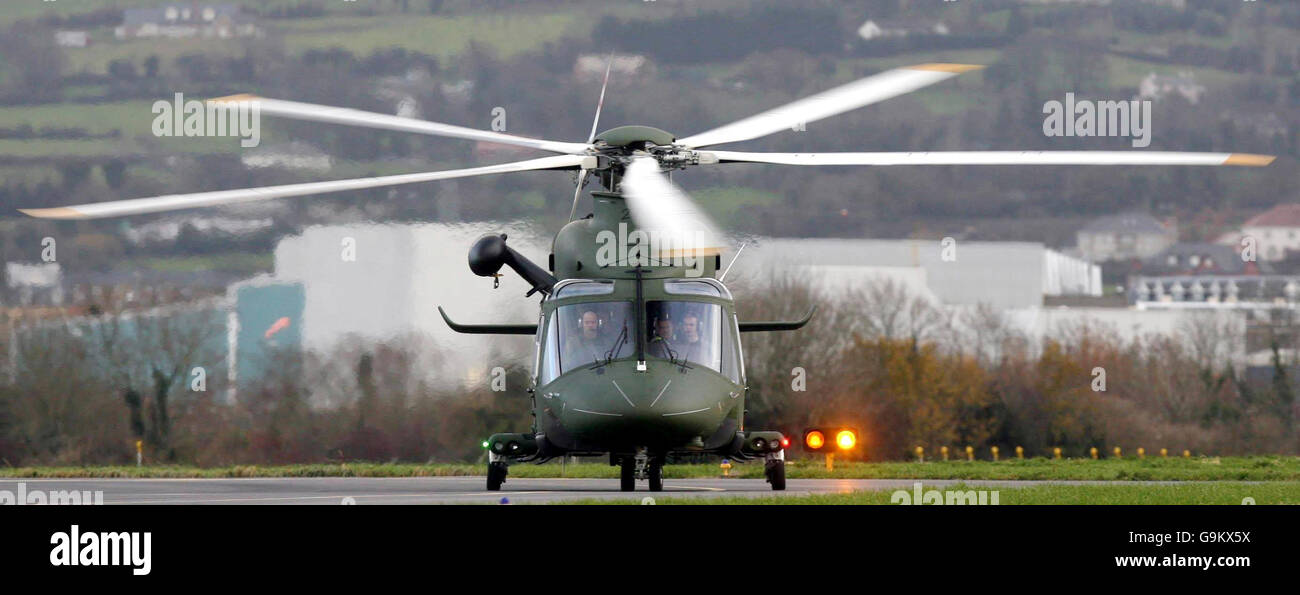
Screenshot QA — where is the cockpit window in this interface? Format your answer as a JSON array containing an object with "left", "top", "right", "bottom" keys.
[
  {"left": 663, "top": 279, "right": 725, "bottom": 297},
  {"left": 554, "top": 280, "right": 615, "bottom": 298},
  {"left": 644, "top": 301, "right": 722, "bottom": 372},
  {"left": 552, "top": 301, "right": 633, "bottom": 374}
]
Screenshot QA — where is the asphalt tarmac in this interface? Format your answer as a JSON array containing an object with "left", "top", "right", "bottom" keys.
[{"left": 0, "top": 477, "right": 1197, "bottom": 504}]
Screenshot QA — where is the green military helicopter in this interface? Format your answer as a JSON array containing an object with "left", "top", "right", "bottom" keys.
[{"left": 22, "top": 62, "right": 1273, "bottom": 492}]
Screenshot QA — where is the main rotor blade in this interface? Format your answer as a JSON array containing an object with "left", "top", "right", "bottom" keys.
[
  {"left": 621, "top": 157, "right": 725, "bottom": 258},
  {"left": 677, "top": 63, "right": 982, "bottom": 149},
  {"left": 586, "top": 53, "right": 615, "bottom": 144},
  {"left": 210, "top": 94, "right": 593, "bottom": 155},
  {"left": 568, "top": 54, "right": 614, "bottom": 220},
  {"left": 20, "top": 155, "right": 595, "bottom": 220},
  {"left": 568, "top": 167, "right": 590, "bottom": 221},
  {"left": 698, "top": 150, "right": 1277, "bottom": 167}
]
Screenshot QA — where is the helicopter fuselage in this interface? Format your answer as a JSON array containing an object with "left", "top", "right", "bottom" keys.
[{"left": 532, "top": 188, "right": 745, "bottom": 457}]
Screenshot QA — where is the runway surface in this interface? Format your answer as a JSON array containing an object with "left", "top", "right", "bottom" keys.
[{"left": 0, "top": 477, "right": 1199, "bottom": 504}]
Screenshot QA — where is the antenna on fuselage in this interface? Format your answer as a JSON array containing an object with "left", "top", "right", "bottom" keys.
[{"left": 718, "top": 242, "right": 747, "bottom": 282}]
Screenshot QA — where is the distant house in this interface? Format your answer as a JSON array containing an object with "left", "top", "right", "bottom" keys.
[
  {"left": 1138, "top": 72, "right": 1205, "bottom": 104},
  {"left": 438, "top": 80, "right": 475, "bottom": 105},
  {"left": 573, "top": 54, "right": 650, "bottom": 81},
  {"left": 4, "top": 263, "right": 62, "bottom": 306},
  {"left": 1077, "top": 213, "right": 1178, "bottom": 263},
  {"left": 857, "top": 19, "right": 949, "bottom": 41},
  {"left": 54, "top": 31, "right": 89, "bottom": 48},
  {"left": 122, "top": 216, "right": 276, "bottom": 246},
  {"left": 1236, "top": 204, "right": 1300, "bottom": 262},
  {"left": 115, "top": 4, "right": 259, "bottom": 40},
  {"left": 375, "top": 69, "right": 435, "bottom": 119},
  {"left": 241, "top": 141, "right": 332, "bottom": 172}
]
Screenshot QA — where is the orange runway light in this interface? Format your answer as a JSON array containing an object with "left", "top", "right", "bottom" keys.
[
  {"left": 836, "top": 430, "right": 857, "bottom": 450},
  {"left": 805, "top": 430, "right": 825, "bottom": 450}
]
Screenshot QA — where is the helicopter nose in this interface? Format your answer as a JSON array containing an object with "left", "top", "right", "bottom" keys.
[
  {"left": 612, "top": 377, "right": 673, "bottom": 412},
  {"left": 546, "top": 361, "right": 739, "bottom": 449},
  {"left": 579, "top": 372, "right": 686, "bottom": 425},
  {"left": 613, "top": 374, "right": 727, "bottom": 434}
]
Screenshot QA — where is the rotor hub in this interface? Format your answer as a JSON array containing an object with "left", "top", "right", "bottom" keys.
[
  {"left": 586, "top": 125, "right": 713, "bottom": 192},
  {"left": 593, "top": 125, "right": 675, "bottom": 148}
]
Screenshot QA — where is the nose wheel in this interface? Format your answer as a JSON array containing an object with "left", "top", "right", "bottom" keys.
[
  {"left": 765, "top": 451, "right": 786, "bottom": 491},
  {"left": 619, "top": 448, "right": 664, "bottom": 491},
  {"left": 619, "top": 457, "right": 636, "bottom": 491}
]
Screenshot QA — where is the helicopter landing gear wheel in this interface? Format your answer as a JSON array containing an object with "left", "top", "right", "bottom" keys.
[
  {"left": 648, "top": 460, "right": 664, "bottom": 492},
  {"left": 620, "top": 457, "right": 636, "bottom": 491},
  {"left": 765, "top": 456, "right": 786, "bottom": 491},
  {"left": 487, "top": 461, "right": 508, "bottom": 491}
]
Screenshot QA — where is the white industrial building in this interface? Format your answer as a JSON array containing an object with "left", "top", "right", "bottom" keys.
[
  {"left": 730, "top": 238, "right": 1102, "bottom": 308},
  {"left": 271, "top": 222, "right": 545, "bottom": 384},
  {"left": 730, "top": 237, "right": 1245, "bottom": 354}
]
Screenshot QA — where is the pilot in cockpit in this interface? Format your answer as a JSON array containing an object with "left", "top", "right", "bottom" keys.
[
  {"left": 678, "top": 313, "right": 703, "bottom": 363},
  {"left": 564, "top": 309, "right": 606, "bottom": 365}
]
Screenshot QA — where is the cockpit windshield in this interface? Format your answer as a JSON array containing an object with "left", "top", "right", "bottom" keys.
[
  {"left": 645, "top": 301, "right": 722, "bottom": 372},
  {"left": 538, "top": 295, "right": 740, "bottom": 384},
  {"left": 554, "top": 301, "right": 634, "bottom": 373}
]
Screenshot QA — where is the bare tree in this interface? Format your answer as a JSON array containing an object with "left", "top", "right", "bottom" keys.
[
  {"left": 1178, "top": 310, "right": 1245, "bottom": 373},
  {"left": 83, "top": 303, "right": 226, "bottom": 460},
  {"left": 4, "top": 319, "right": 116, "bottom": 463},
  {"left": 958, "top": 303, "right": 1024, "bottom": 366}
]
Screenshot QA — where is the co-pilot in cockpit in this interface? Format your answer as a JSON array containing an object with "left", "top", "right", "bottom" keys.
[{"left": 645, "top": 301, "right": 721, "bottom": 370}]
